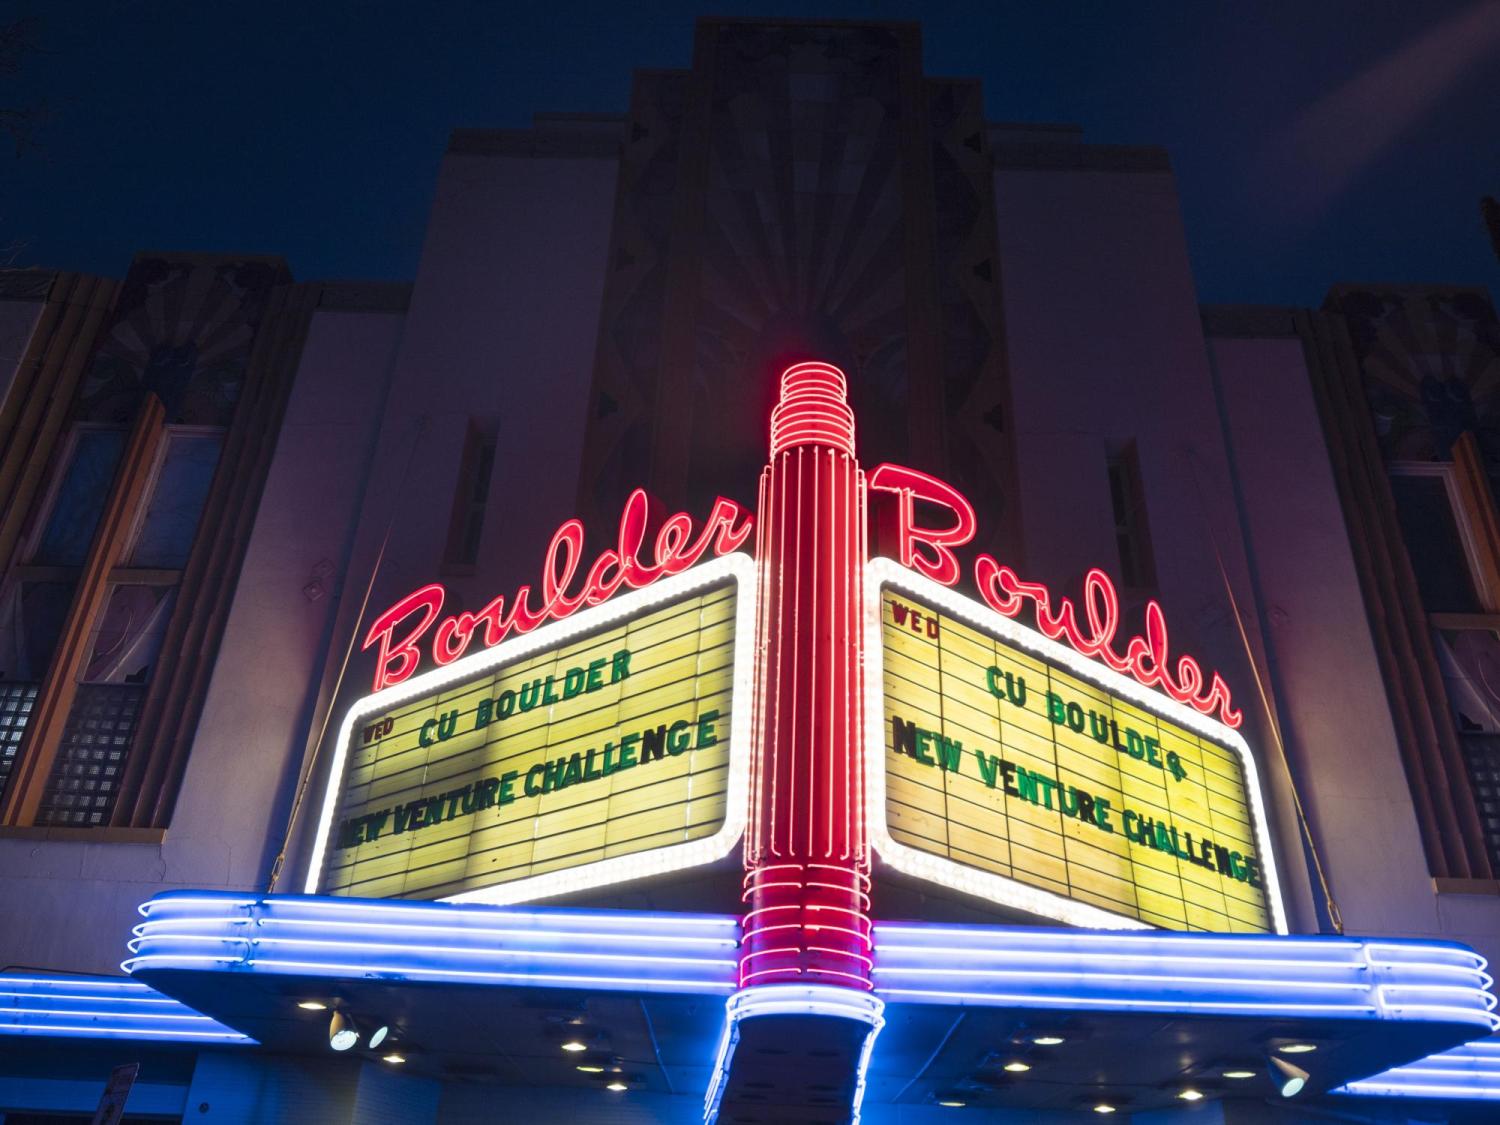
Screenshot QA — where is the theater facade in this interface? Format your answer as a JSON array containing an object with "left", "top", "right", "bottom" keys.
[{"left": 2, "top": 17, "right": 1499, "bottom": 1124}]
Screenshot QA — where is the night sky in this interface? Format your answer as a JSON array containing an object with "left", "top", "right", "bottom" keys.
[{"left": 2, "top": 0, "right": 1497, "bottom": 307}]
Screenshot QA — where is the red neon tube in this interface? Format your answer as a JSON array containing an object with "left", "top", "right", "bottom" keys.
[{"left": 741, "top": 361, "right": 872, "bottom": 990}]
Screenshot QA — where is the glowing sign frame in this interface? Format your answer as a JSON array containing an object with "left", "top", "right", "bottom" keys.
[
  {"left": 306, "top": 552, "right": 759, "bottom": 906},
  {"left": 862, "top": 557, "right": 1289, "bottom": 934}
]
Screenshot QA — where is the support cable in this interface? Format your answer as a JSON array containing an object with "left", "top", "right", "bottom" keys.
[{"left": 1185, "top": 444, "right": 1344, "bottom": 933}]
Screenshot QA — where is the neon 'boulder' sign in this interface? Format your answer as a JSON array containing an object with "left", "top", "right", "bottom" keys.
[
  {"left": 866, "top": 464, "right": 1242, "bottom": 729},
  {"left": 361, "top": 401, "right": 1240, "bottom": 728},
  {"left": 363, "top": 489, "right": 754, "bottom": 691}
]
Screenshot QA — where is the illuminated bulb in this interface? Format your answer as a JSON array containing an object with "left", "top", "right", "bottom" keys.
[
  {"left": 937, "top": 1100, "right": 965, "bottom": 1108},
  {"left": 297, "top": 1001, "right": 327, "bottom": 1011},
  {"left": 1002, "top": 1061, "right": 1031, "bottom": 1073},
  {"left": 1222, "top": 1069, "right": 1255, "bottom": 1080},
  {"left": 606, "top": 1081, "right": 628, "bottom": 1092},
  {"left": 1269, "top": 1056, "right": 1309, "bottom": 1098},
  {"left": 328, "top": 1011, "right": 359, "bottom": 1052},
  {"left": 561, "top": 1040, "right": 588, "bottom": 1053},
  {"left": 1178, "top": 1089, "right": 1204, "bottom": 1102},
  {"left": 369, "top": 1025, "right": 390, "bottom": 1049},
  {"left": 1093, "top": 1105, "right": 1117, "bottom": 1115},
  {"left": 1279, "top": 1043, "right": 1317, "bottom": 1054},
  {"left": 1032, "top": 1035, "right": 1065, "bottom": 1046},
  {"left": 382, "top": 1053, "right": 405, "bottom": 1065},
  {"left": 576, "top": 1065, "right": 605, "bottom": 1074}
]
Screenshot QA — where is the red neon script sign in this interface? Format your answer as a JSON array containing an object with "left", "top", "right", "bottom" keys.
[
  {"left": 363, "top": 489, "right": 754, "bottom": 691},
  {"left": 867, "top": 463, "right": 1243, "bottom": 729}
]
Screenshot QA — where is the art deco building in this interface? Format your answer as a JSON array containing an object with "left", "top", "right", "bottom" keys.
[{"left": 1, "top": 17, "right": 1497, "bottom": 1124}]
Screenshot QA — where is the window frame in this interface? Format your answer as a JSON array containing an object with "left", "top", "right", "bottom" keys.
[
  {"left": 1106, "top": 442, "right": 1157, "bottom": 593},
  {"left": 18, "top": 422, "right": 130, "bottom": 571},
  {"left": 1387, "top": 461, "right": 1498, "bottom": 614},
  {"left": 117, "top": 423, "right": 226, "bottom": 575}
]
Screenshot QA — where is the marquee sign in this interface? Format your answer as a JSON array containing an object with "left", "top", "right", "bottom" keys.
[
  {"left": 306, "top": 554, "right": 757, "bottom": 905},
  {"left": 865, "top": 559, "right": 1286, "bottom": 933},
  {"left": 321, "top": 361, "right": 1281, "bottom": 961}
]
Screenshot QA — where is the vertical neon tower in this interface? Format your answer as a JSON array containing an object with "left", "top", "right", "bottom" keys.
[{"left": 741, "top": 361, "right": 871, "bottom": 990}]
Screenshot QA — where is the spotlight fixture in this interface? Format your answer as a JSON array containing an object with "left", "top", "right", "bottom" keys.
[
  {"left": 382, "top": 1053, "right": 405, "bottom": 1065},
  {"left": 1278, "top": 1043, "right": 1317, "bottom": 1054},
  {"left": 937, "top": 1100, "right": 966, "bottom": 1108},
  {"left": 368, "top": 1024, "right": 390, "bottom": 1050},
  {"left": 1002, "top": 1061, "right": 1031, "bottom": 1073},
  {"left": 561, "top": 1039, "right": 589, "bottom": 1053},
  {"left": 1032, "top": 1035, "right": 1065, "bottom": 1046},
  {"left": 1269, "top": 1055, "right": 1309, "bottom": 1098},
  {"left": 297, "top": 1000, "right": 327, "bottom": 1011},
  {"left": 606, "top": 1080, "right": 628, "bottom": 1092},
  {"left": 576, "top": 1065, "right": 605, "bottom": 1074},
  {"left": 328, "top": 1011, "right": 359, "bottom": 1052},
  {"left": 1092, "top": 1104, "right": 1117, "bottom": 1115},
  {"left": 1221, "top": 1069, "right": 1255, "bottom": 1080},
  {"left": 1178, "top": 1088, "right": 1205, "bottom": 1102}
]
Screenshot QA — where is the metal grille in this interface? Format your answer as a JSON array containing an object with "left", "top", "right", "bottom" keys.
[
  {"left": 1461, "top": 733, "right": 1500, "bottom": 872},
  {"left": 35, "top": 684, "right": 145, "bottom": 826},
  {"left": 0, "top": 681, "right": 40, "bottom": 802}
]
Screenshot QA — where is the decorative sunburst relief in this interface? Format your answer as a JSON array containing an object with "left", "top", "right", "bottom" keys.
[
  {"left": 74, "top": 256, "right": 288, "bottom": 426},
  {"left": 1328, "top": 286, "right": 1500, "bottom": 463}
]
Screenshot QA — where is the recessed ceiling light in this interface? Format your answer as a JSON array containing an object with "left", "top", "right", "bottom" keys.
[
  {"left": 576, "top": 1065, "right": 605, "bottom": 1074},
  {"left": 1032, "top": 1035, "right": 1065, "bottom": 1046},
  {"left": 1222, "top": 1069, "right": 1256, "bottom": 1080},
  {"left": 1092, "top": 1104, "right": 1117, "bottom": 1115},
  {"left": 561, "top": 1040, "right": 588, "bottom": 1053},
  {"left": 937, "top": 1100, "right": 966, "bottom": 1108},
  {"left": 297, "top": 1001, "right": 327, "bottom": 1011},
  {"left": 606, "top": 1081, "right": 628, "bottom": 1092},
  {"left": 1003, "top": 1061, "right": 1031, "bottom": 1073},
  {"left": 382, "top": 1053, "right": 405, "bottom": 1065},
  {"left": 1178, "top": 1089, "right": 1204, "bottom": 1102},
  {"left": 1279, "top": 1043, "right": 1317, "bottom": 1054}
]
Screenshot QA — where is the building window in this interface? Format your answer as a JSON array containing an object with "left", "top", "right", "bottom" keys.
[
  {"left": 445, "top": 423, "right": 497, "bottom": 568},
  {"left": 1107, "top": 446, "right": 1156, "bottom": 590},
  {"left": 0, "top": 681, "right": 39, "bottom": 801},
  {"left": 0, "top": 580, "right": 76, "bottom": 683},
  {"left": 0, "top": 255, "right": 294, "bottom": 832},
  {"left": 0, "top": 415, "right": 225, "bottom": 823},
  {"left": 1462, "top": 733, "right": 1500, "bottom": 873},
  {"left": 1388, "top": 467, "right": 1482, "bottom": 614},
  {"left": 127, "top": 431, "right": 222, "bottom": 568},
  {"left": 28, "top": 427, "right": 127, "bottom": 567},
  {"left": 28, "top": 427, "right": 220, "bottom": 822},
  {"left": 33, "top": 683, "right": 146, "bottom": 827},
  {"left": 77, "top": 584, "right": 178, "bottom": 685},
  {"left": 1435, "top": 626, "right": 1500, "bottom": 870}
]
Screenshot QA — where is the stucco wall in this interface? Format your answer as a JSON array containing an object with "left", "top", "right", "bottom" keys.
[
  {"left": 283, "top": 139, "right": 618, "bottom": 886},
  {"left": 1212, "top": 331, "right": 1500, "bottom": 965}
]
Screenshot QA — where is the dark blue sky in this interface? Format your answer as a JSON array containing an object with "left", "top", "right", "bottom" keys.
[{"left": 3, "top": 1, "right": 1497, "bottom": 306}]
